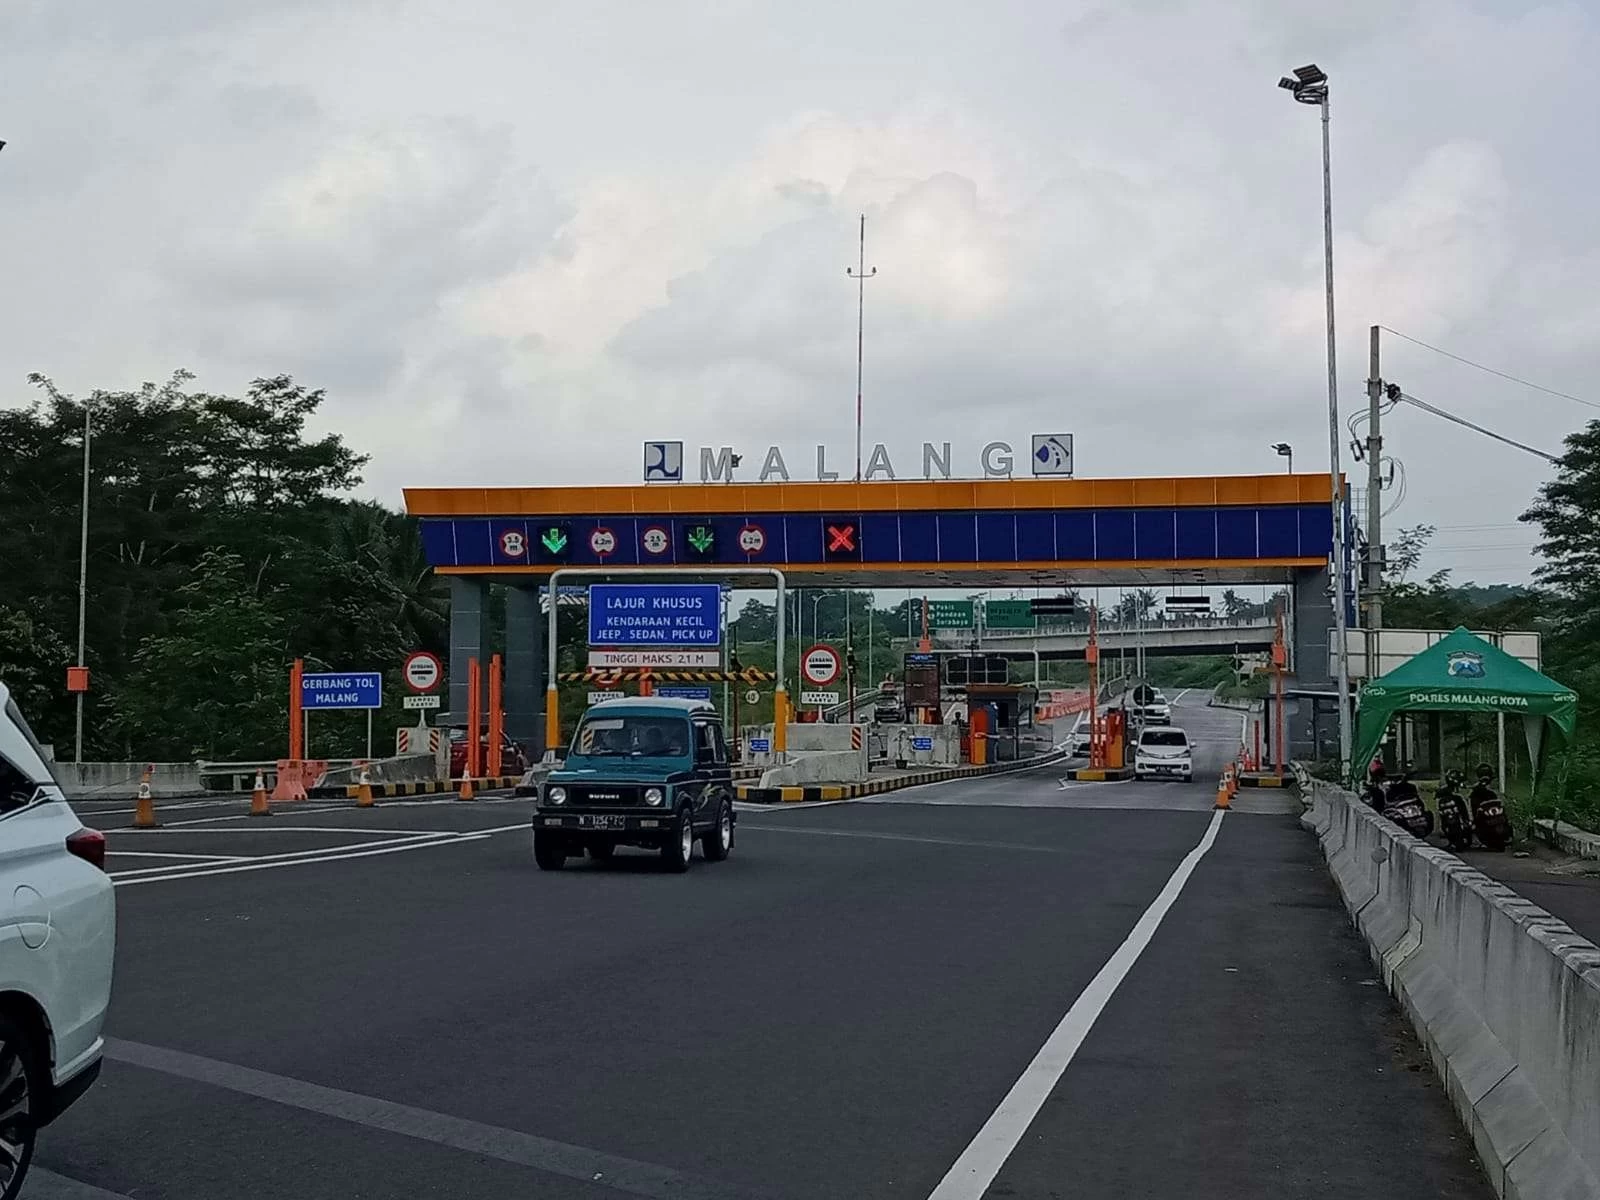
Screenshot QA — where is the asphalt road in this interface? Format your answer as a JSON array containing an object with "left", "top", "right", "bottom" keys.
[{"left": 31, "top": 692, "right": 1490, "bottom": 1199}]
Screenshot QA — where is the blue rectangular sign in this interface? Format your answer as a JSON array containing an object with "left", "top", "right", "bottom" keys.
[
  {"left": 588, "top": 584, "right": 722, "bottom": 647},
  {"left": 911, "top": 736, "right": 934, "bottom": 751},
  {"left": 656, "top": 685, "right": 712, "bottom": 701},
  {"left": 748, "top": 737, "right": 771, "bottom": 753},
  {"left": 302, "top": 672, "right": 383, "bottom": 710}
]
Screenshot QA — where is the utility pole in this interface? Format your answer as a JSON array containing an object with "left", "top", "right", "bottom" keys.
[
  {"left": 74, "top": 398, "right": 93, "bottom": 764},
  {"left": 847, "top": 214, "right": 876, "bottom": 483},
  {"left": 1365, "top": 325, "right": 1384, "bottom": 631}
]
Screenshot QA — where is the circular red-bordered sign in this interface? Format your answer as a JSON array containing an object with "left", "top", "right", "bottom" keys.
[
  {"left": 737, "top": 524, "right": 766, "bottom": 556},
  {"left": 403, "top": 650, "right": 443, "bottom": 693},
  {"left": 589, "top": 527, "right": 617, "bottom": 557},
  {"left": 801, "top": 644, "right": 842, "bottom": 687},
  {"left": 640, "top": 525, "right": 671, "bottom": 556}
]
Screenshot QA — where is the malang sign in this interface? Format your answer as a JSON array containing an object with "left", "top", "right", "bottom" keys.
[{"left": 643, "top": 436, "right": 1074, "bottom": 484}]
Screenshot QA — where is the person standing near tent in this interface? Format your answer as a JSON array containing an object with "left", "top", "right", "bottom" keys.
[{"left": 1470, "top": 763, "right": 1512, "bottom": 851}]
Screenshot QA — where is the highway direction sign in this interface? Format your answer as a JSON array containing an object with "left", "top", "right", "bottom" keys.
[{"left": 302, "top": 672, "right": 382, "bottom": 710}]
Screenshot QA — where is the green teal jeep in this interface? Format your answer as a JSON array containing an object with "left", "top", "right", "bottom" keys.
[{"left": 533, "top": 697, "right": 735, "bottom": 872}]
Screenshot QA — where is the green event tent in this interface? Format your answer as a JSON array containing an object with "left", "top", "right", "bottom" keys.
[{"left": 1350, "top": 627, "right": 1578, "bottom": 787}]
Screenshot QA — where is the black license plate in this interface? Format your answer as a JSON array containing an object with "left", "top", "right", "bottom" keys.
[{"left": 578, "top": 814, "right": 627, "bottom": 830}]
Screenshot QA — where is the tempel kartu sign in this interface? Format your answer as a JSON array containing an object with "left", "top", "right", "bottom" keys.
[{"left": 588, "top": 584, "right": 722, "bottom": 647}]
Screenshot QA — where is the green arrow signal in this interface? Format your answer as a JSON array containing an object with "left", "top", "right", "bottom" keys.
[
  {"left": 540, "top": 527, "right": 568, "bottom": 554},
  {"left": 687, "top": 526, "right": 715, "bottom": 553}
]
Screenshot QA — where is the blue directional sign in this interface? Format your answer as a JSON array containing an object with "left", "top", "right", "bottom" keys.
[
  {"left": 656, "top": 685, "right": 713, "bottom": 701},
  {"left": 748, "top": 737, "right": 771, "bottom": 753},
  {"left": 911, "top": 736, "right": 934, "bottom": 751},
  {"left": 301, "top": 672, "right": 383, "bottom": 710},
  {"left": 588, "top": 584, "right": 722, "bottom": 647}
]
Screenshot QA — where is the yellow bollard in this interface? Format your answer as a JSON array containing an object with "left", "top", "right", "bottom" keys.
[
  {"left": 249, "top": 769, "right": 273, "bottom": 818},
  {"left": 133, "top": 766, "right": 158, "bottom": 828}
]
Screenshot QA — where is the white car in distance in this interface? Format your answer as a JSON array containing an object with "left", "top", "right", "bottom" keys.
[
  {"left": 1134, "top": 725, "right": 1193, "bottom": 783},
  {"left": 0, "top": 683, "right": 116, "bottom": 1200}
]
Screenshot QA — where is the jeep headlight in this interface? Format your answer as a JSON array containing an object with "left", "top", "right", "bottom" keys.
[
  {"left": 644, "top": 787, "right": 665, "bottom": 807},
  {"left": 547, "top": 786, "right": 567, "bottom": 806}
]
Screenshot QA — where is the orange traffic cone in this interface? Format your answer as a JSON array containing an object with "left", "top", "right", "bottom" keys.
[
  {"left": 457, "top": 773, "right": 475, "bottom": 802},
  {"left": 249, "top": 769, "right": 272, "bottom": 817},
  {"left": 355, "top": 763, "right": 375, "bottom": 808},
  {"left": 1214, "top": 772, "right": 1232, "bottom": 810},
  {"left": 134, "top": 766, "right": 158, "bottom": 828}
]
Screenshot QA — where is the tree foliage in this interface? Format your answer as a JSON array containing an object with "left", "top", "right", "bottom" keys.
[{"left": 0, "top": 372, "right": 446, "bottom": 760}]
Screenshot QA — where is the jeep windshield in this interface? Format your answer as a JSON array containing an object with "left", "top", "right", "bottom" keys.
[{"left": 569, "top": 714, "right": 692, "bottom": 760}]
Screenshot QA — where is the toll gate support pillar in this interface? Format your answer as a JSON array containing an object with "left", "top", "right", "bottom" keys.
[
  {"left": 1290, "top": 566, "right": 1336, "bottom": 762},
  {"left": 504, "top": 585, "right": 545, "bottom": 758},
  {"left": 449, "top": 577, "right": 490, "bottom": 723}
]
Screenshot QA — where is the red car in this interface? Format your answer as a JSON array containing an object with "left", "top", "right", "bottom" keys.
[{"left": 447, "top": 727, "right": 529, "bottom": 778}]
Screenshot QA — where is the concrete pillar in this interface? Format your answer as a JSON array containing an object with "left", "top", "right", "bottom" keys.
[
  {"left": 504, "top": 585, "right": 545, "bottom": 757},
  {"left": 1289, "top": 566, "right": 1335, "bottom": 761},
  {"left": 448, "top": 576, "right": 490, "bottom": 722}
]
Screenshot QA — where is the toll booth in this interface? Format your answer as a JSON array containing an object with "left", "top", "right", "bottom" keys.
[{"left": 966, "top": 684, "right": 1040, "bottom": 762}]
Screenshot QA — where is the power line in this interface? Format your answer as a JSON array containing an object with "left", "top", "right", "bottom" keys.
[
  {"left": 1381, "top": 327, "right": 1600, "bottom": 411},
  {"left": 1395, "top": 390, "right": 1560, "bottom": 463}
]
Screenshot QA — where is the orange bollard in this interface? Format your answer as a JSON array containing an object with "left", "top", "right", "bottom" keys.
[
  {"left": 133, "top": 766, "right": 158, "bottom": 828},
  {"left": 355, "top": 763, "right": 375, "bottom": 808},
  {"left": 249, "top": 769, "right": 273, "bottom": 817}
]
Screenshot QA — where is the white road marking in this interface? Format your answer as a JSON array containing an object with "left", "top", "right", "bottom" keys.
[
  {"left": 115, "top": 824, "right": 471, "bottom": 836},
  {"left": 926, "top": 808, "right": 1227, "bottom": 1200},
  {"left": 1173, "top": 688, "right": 1191, "bottom": 703},
  {"left": 104, "top": 851, "right": 253, "bottom": 862},
  {"left": 114, "top": 832, "right": 492, "bottom": 889}
]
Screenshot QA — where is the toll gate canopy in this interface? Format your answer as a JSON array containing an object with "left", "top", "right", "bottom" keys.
[{"left": 406, "top": 474, "right": 1335, "bottom": 587}]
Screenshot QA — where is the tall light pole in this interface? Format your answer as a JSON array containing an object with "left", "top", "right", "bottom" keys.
[
  {"left": 1273, "top": 442, "right": 1294, "bottom": 474},
  {"left": 846, "top": 214, "right": 876, "bottom": 483},
  {"left": 1279, "top": 61, "right": 1352, "bottom": 769},
  {"left": 74, "top": 396, "right": 94, "bottom": 763}
]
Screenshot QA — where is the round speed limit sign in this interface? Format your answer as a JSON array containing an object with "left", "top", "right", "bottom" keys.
[{"left": 745, "top": 689, "right": 761, "bottom": 705}]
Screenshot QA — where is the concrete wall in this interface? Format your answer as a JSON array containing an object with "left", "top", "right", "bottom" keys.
[
  {"left": 1306, "top": 780, "right": 1600, "bottom": 1200},
  {"left": 759, "top": 749, "right": 869, "bottom": 787},
  {"left": 52, "top": 762, "right": 205, "bottom": 799},
  {"left": 878, "top": 724, "right": 961, "bottom": 766}
]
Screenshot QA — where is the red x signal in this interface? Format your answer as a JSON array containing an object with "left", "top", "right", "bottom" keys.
[{"left": 827, "top": 524, "right": 856, "bottom": 552}]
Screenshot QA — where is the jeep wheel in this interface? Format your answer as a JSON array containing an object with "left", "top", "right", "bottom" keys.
[
  {"left": 660, "top": 808, "right": 694, "bottom": 873},
  {"left": 701, "top": 799, "right": 733, "bottom": 862},
  {"left": 533, "top": 832, "right": 567, "bottom": 871}
]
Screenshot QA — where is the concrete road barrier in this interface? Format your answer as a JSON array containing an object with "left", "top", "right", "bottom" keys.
[
  {"left": 1532, "top": 817, "right": 1600, "bottom": 862},
  {"left": 52, "top": 761, "right": 206, "bottom": 799},
  {"left": 1305, "top": 779, "right": 1600, "bottom": 1200}
]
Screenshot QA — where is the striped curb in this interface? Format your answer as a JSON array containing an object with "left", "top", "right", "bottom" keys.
[{"left": 735, "top": 751, "right": 1066, "bottom": 804}]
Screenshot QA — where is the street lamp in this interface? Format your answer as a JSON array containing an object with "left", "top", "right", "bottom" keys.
[
  {"left": 1279, "top": 60, "right": 1352, "bottom": 770},
  {"left": 73, "top": 395, "right": 95, "bottom": 763},
  {"left": 1273, "top": 442, "right": 1294, "bottom": 473}
]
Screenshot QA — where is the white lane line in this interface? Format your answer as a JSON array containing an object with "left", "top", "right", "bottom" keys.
[
  {"left": 109, "top": 832, "right": 479, "bottom": 879},
  {"left": 112, "top": 833, "right": 494, "bottom": 887},
  {"left": 114, "top": 824, "right": 467, "bottom": 836},
  {"left": 926, "top": 807, "right": 1227, "bottom": 1200},
  {"left": 1173, "top": 688, "right": 1191, "bottom": 703},
  {"left": 104, "top": 851, "right": 253, "bottom": 862}
]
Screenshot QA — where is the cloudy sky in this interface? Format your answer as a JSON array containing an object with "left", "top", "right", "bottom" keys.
[{"left": 5, "top": 0, "right": 1596, "bottom": 586}]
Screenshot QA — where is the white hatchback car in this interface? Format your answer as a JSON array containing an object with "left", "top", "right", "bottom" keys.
[
  {"left": 1133, "top": 725, "right": 1193, "bottom": 783},
  {"left": 0, "top": 684, "right": 115, "bottom": 1199}
]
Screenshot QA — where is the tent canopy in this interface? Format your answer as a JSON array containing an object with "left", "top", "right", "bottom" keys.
[{"left": 1351, "top": 627, "right": 1577, "bottom": 785}]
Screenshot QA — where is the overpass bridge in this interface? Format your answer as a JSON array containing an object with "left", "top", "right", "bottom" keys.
[{"left": 920, "top": 615, "right": 1276, "bottom": 659}]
